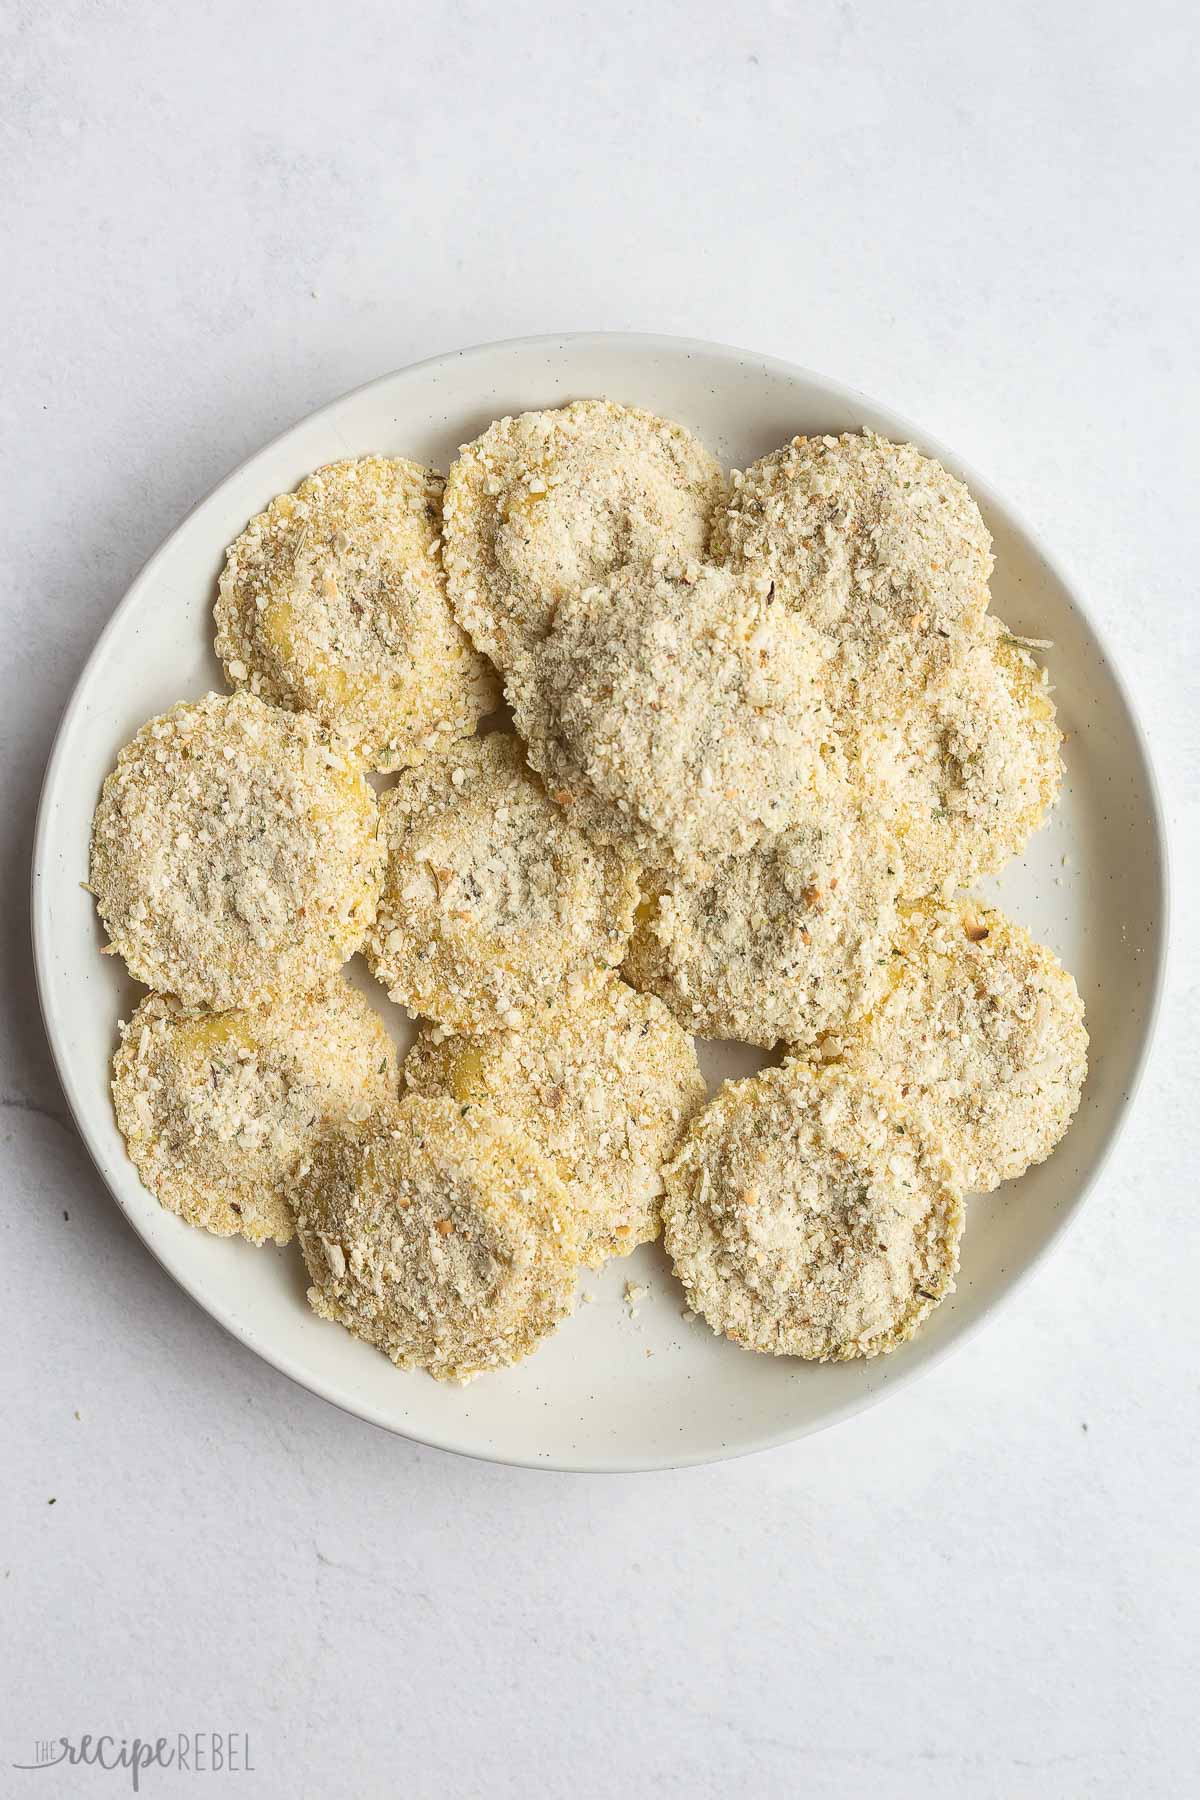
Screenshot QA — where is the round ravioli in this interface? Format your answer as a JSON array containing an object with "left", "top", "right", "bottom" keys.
[
  {"left": 363, "top": 733, "right": 639, "bottom": 1031},
  {"left": 404, "top": 972, "right": 706, "bottom": 1267},
  {"left": 664, "top": 1061, "right": 962, "bottom": 1360},
  {"left": 715, "top": 430, "right": 993, "bottom": 676},
  {"left": 823, "top": 902, "right": 1088, "bottom": 1193},
  {"left": 90, "top": 692, "right": 383, "bottom": 1010},
  {"left": 215, "top": 456, "right": 497, "bottom": 772},
  {"left": 442, "top": 400, "right": 725, "bottom": 669},
  {"left": 112, "top": 982, "right": 399, "bottom": 1246},
  {"left": 295, "top": 1095, "right": 579, "bottom": 1382},
  {"left": 848, "top": 618, "right": 1062, "bottom": 901},
  {"left": 625, "top": 788, "right": 902, "bottom": 1049},
  {"left": 508, "top": 560, "right": 832, "bottom": 864}
]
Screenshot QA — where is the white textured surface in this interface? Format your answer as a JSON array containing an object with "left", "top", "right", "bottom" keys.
[{"left": 1, "top": 2, "right": 1195, "bottom": 1795}]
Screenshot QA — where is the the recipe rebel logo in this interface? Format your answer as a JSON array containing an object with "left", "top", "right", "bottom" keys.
[{"left": 12, "top": 1733, "right": 254, "bottom": 1790}]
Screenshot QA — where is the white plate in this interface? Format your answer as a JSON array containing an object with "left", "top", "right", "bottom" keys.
[{"left": 32, "top": 333, "right": 1168, "bottom": 1472}]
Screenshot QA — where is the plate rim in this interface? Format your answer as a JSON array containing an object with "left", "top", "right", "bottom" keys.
[{"left": 30, "top": 330, "right": 1173, "bottom": 1472}]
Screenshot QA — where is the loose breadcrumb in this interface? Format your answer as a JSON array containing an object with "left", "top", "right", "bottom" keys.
[
  {"left": 403, "top": 971, "right": 706, "bottom": 1266},
  {"left": 90, "top": 691, "right": 383, "bottom": 1009},
  {"left": 363, "top": 733, "right": 639, "bottom": 1031},
  {"left": 112, "top": 982, "right": 399, "bottom": 1245},
  {"left": 624, "top": 1281, "right": 650, "bottom": 1316},
  {"left": 443, "top": 399, "right": 725, "bottom": 669},
  {"left": 822, "top": 901, "right": 1088, "bottom": 1192},
  {"left": 295, "top": 1095, "right": 579, "bottom": 1382},
  {"left": 663, "top": 1062, "right": 963, "bottom": 1361},
  {"left": 216, "top": 456, "right": 497, "bottom": 772},
  {"left": 624, "top": 779, "right": 902, "bottom": 1049},
  {"left": 508, "top": 559, "right": 832, "bottom": 863}
]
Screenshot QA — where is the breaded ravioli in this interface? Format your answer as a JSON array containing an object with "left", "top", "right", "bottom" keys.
[
  {"left": 848, "top": 618, "right": 1062, "bottom": 901},
  {"left": 111, "top": 982, "right": 399, "bottom": 1246},
  {"left": 215, "top": 456, "right": 497, "bottom": 772},
  {"left": 625, "top": 784, "right": 902, "bottom": 1049},
  {"left": 442, "top": 400, "right": 725, "bottom": 668},
  {"left": 90, "top": 692, "right": 383, "bottom": 1010},
  {"left": 823, "top": 901, "right": 1088, "bottom": 1193},
  {"left": 508, "top": 560, "right": 832, "bottom": 864},
  {"left": 295, "top": 1095, "right": 579, "bottom": 1382},
  {"left": 86, "top": 386, "right": 1093, "bottom": 1388},
  {"left": 715, "top": 429, "right": 993, "bottom": 676},
  {"left": 404, "top": 972, "right": 706, "bottom": 1266},
  {"left": 363, "top": 733, "right": 639, "bottom": 1031},
  {"left": 664, "top": 1062, "right": 962, "bottom": 1360}
]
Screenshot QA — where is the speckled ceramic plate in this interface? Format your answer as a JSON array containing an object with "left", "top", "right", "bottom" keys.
[{"left": 31, "top": 334, "right": 1168, "bottom": 1471}]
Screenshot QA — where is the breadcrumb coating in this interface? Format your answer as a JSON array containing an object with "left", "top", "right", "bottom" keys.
[
  {"left": 90, "top": 691, "right": 383, "bottom": 1010},
  {"left": 443, "top": 399, "right": 725, "bottom": 669},
  {"left": 112, "top": 982, "right": 399, "bottom": 1246},
  {"left": 363, "top": 733, "right": 639, "bottom": 1031},
  {"left": 664, "top": 1062, "right": 963, "bottom": 1360},
  {"left": 404, "top": 971, "right": 706, "bottom": 1266},
  {"left": 625, "top": 782, "right": 902, "bottom": 1049},
  {"left": 215, "top": 456, "right": 497, "bottom": 772},
  {"left": 508, "top": 559, "right": 832, "bottom": 864},
  {"left": 295, "top": 1095, "right": 580, "bottom": 1382},
  {"left": 822, "top": 901, "right": 1088, "bottom": 1192},
  {"left": 94, "top": 412, "right": 1088, "bottom": 1384},
  {"left": 715, "top": 429, "right": 993, "bottom": 676},
  {"left": 846, "top": 617, "right": 1063, "bottom": 900}
]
